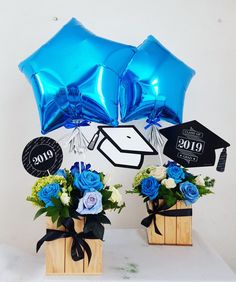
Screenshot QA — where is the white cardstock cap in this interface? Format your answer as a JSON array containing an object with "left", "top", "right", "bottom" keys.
[{"left": 97, "top": 125, "right": 158, "bottom": 169}]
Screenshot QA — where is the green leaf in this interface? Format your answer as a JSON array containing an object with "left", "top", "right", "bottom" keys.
[
  {"left": 26, "top": 196, "right": 44, "bottom": 207},
  {"left": 51, "top": 212, "right": 59, "bottom": 223},
  {"left": 113, "top": 184, "right": 122, "bottom": 189},
  {"left": 34, "top": 208, "right": 47, "bottom": 220},
  {"left": 99, "top": 172, "right": 105, "bottom": 183},
  {"left": 51, "top": 197, "right": 62, "bottom": 208},
  {"left": 118, "top": 202, "right": 126, "bottom": 214},
  {"left": 101, "top": 190, "right": 112, "bottom": 202},
  {"left": 197, "top": 185, "right": 214, "bottom": 196},
  {"left": 46, "top": 206, "right": 58, "bottom": 217},
  {"left": 143, "top": 197, "right": 149, "bottom": 203},
  {"left": 61, "top": 206, "right": 70, "bottom": 218},
  {"left": 164, "top": 195, "right": 177, "bottom": 208},
  {"left": 68, "top": 185, "right": 73, "bottom": 192}
]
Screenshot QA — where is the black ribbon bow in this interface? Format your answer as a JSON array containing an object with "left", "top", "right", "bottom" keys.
[
  {"left": 141, "top": 201, "right": 192, "bottom": 235},
  {"left": 36, "top": 217, "right": 96, "bottom": 263}
]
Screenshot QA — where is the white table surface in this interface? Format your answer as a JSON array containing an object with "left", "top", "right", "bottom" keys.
[{"left": 0, "top": 229, "right": 235, "bottom": 282}]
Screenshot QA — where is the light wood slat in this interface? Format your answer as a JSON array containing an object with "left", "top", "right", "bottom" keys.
[
  {"left": 147, "top": 200, "right": 165, "bottom": 244},
  {"left": 84, "top": 239, "right": 103, "bottom": 274},
  {"left": 164, "top": 204, "right": 177, "bottom": 245},
  {"left": 45, "top": 218, "right": 65, "bottom": 275},
  {"left": 65, "top": 218, "right": 84, "bottom": 274},
  {"left": 176, "top": 201, "right": 192, "bottom": 246}
]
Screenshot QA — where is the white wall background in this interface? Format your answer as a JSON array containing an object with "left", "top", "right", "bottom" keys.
[{"left": 0, "top": 0, "right": 236, "bottom": 273}]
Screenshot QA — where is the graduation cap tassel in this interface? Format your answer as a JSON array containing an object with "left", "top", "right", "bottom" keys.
[
  {"left": 87, "top": 129, "right": 100, "bottom": 150},
  {"left": 216, "top": 148, "right": 227, "bottom": 172}
]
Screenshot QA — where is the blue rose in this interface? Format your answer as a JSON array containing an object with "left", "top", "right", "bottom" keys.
[
  {"left": 167, "top": 163, "right": 185, "bottom": 183},
  {"left": 141, "top": 176, "right": 160, "bottom": 200},
  {"left": 179, "top": 181, "right": 200, "bottom": 206},
  {"left": 37, "top": 183, "right": 61, "bottom": 207},
  {"left": 70, "top": 162, "right": 91, "bottom": 176},
  {"left": 76, "top": 189, "right": 102, "bottom": 214},
  {"left": 74, "top": 170, "right": 103, "bottom": 192},
  {"left": 54, "top": 169, "right": 67, "bottom": 179}
]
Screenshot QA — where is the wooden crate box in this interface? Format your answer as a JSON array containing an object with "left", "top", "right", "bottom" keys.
[
  {"left": 45, "top": 218, "right": 103, "bottom": 275},
  {"left": 147, "top": 201, "right": 192, "bottom": 246}
]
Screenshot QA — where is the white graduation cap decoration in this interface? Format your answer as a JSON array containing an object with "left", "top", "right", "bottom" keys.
[{"left": 88, "top": 125, "right": 158, "bottom": 169}]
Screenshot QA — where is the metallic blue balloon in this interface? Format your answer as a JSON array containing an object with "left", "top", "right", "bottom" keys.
[
  {"left": 19, "top": 18, "right": 136, "bottom": 134},
  {"left": 120, "top": 35, "right": 195, "bottom": 124}
]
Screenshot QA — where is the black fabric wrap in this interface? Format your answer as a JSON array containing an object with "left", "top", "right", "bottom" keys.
[{"left": 36, "top": 217, "right": 99, "bottom": 263}]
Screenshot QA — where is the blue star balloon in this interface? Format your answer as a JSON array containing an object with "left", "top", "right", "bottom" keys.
[
  {"left": 19, "top": 18, "right": 136, "bottom": 134},
  {"left": 120, "top": 35, "right": 195, "bottom": 125}
]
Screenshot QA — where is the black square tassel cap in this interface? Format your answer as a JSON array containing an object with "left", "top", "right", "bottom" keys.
[
  {"left": 88, "top": 125, "right": 158, "bottom": 169},
  {"left": 160, "top": 120, "right": 230, "bottom": 172}
]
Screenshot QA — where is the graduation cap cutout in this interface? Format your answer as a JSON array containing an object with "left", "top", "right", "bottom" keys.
[
  {"left": 160, "top": 120, "right": 230, "bottom": 171},
  {"left": 88, "top": 125, "right": 158, "bottom": 169}
]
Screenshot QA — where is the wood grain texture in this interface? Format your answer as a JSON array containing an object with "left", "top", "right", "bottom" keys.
[
  {"left": 147, "top": 200, "right": 165, "bottom": 244},
  {"left": 84, "top": 239, "right": 103, "bottom": 274},
  {"left": 164, "top": 204, "right": 177, "bottom": 245},
  {"left": 45, "top": 217, "right": 103, "bottom": 275},
  {"left": 176, "top": 201, "right": 192, "bottom": 246},
  {"left": 65, "top": 218, "right": 84, "bottom": 274},
  {"left": 45, "top": 218, "right": 65, "bottom": 275}
]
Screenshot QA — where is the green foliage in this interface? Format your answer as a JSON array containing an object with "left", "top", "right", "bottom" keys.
[
  {"left": 113, "top": 184, "right": 122, "bottom": 189},
  {"left": 158, "top": 185, "right": 177, "bottom": 208},
  {"left": 204, "top": 176, "right": 215, "bottom": 187},
  {"left": 34, "top": 208, "right": 47, "bottom": 220},
  {"left": 99, "top": 172, "right": 105, "bottom": 183},
  {"left": 26, "top": 196, "right": 44, "bottom": 207},
  {"left": 197, "top": 185, "right": 214, "bottom": 196}
]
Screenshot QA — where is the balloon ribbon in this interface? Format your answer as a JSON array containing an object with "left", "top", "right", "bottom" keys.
[
  {"left": 60, "top": 120, "right": 90, "bottom": 154},
  {"left": 36, "top": 217, "right": 97, "bottom": 263},
  {"left": 141, "top": 201, "right": 192, "bottom": 235},
  {"left": 145, "top": 118, "right": 164, "bottom": 165}
]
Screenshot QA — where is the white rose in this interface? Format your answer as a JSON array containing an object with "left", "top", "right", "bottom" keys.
[
  {"left": 161, "top": 178, "right": 176, "bottom": 189},
  {"left": 108, "top": 186, "right": 122, "bottom": 205},
  {"left": 60, "top": 192, "right": 70, "bottom": 206},
  {"left": 149, "top": 166, "right": 166, "bottom": 181},
  {"left": 195, "top": 175, "right": 205, "bottom": 186}
]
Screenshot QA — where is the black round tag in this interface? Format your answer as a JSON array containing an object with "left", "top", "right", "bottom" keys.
[{"left": 22, "top": 137, "right": 63, "bottom": 177}]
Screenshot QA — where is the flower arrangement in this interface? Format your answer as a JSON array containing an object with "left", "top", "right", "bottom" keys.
[
  {"left": 129, "top": 161, "right": 215, "bottom": 207},
  {"left": 27, "top": 162, "right": 125, "bottom": 240}
]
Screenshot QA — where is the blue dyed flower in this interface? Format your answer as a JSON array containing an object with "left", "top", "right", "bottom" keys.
[
  {"left": 54, "top": 169, "right": 67, "bottom": 179},
  {"left": 76, "top": 189, "right": 102, "bottom": 215},
  {"left": 74, "top": 170, "right": 103, "bottom": 192},
  {"left": 37, "top": 183, "right": 61, "bottom": 207},
  {"left": 167, "top": 163, "right": 185, "bottom": 183},
  {"left": 141, "top": 176, "right": 160, "bottom": 200},
  {"left": 179, "top": 181, "right": 200, "bottom": 206},
  {"left": 70, "top": 162, "right": 91, "bottom": 176}
]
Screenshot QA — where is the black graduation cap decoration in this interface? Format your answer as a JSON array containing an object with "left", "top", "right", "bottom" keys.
[
  {"left": 160, "top": 120, "right": 230, "bottom": 172},
  {"left": 88, "top": 125, "right": 158, "bottom": 169}
]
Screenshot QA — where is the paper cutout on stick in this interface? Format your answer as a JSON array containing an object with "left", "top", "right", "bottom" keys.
[
  {"left": 160, "top": 120, "right": 230, "bottom": 171},
  {"left": 92, "top": 125, "right": 158, "bottom": 169},
  {"left": 22, "top": 137, "right": 63, "bottom": 177}
]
